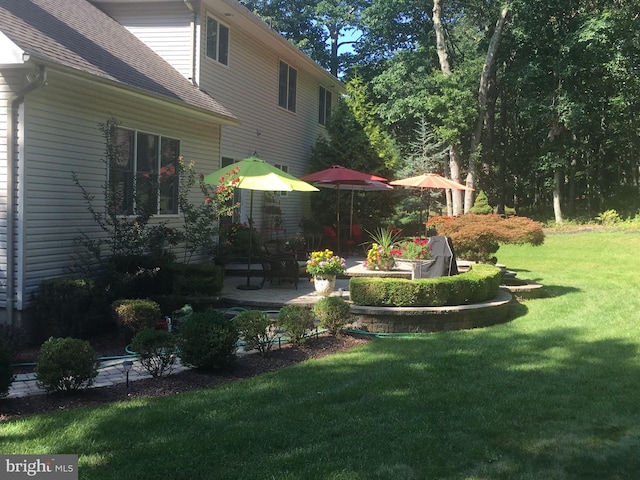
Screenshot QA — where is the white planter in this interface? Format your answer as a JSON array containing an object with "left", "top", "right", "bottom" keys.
[{"left": 314, "top": 275, "right": 337, "bottom": 297}]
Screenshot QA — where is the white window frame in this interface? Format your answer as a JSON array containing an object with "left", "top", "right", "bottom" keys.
[
  {"left": 206, "top": 14, "right": 229, "bottom": 66},
  {"left": 109, "top": 128, "right": 180, "bottom": 216},
  {"left": 278, "top": 60, "right": 297, "bottom": 112}
]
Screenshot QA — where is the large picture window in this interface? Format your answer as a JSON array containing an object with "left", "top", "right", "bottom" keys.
[
  {"left": 278, "top": 60, "right": 297, "bottom": 112},
  {"left": 109, "top": 128, "right": 180, "bottom": 216},
  {"left": 318, "top": 86, "right": 332, "bottom": 125},
  {"left": 206, "top": 15, "right": 229, "bottom": 65}
]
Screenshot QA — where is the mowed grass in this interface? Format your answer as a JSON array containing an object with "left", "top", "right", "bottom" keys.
[{"left": 2, "top": 232, "right": 640, "bottom": 479}]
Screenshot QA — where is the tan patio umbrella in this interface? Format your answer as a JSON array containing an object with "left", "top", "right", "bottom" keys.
[
  {"left": 204, "top": 156, "right": 318, "bottom": 290},
  {"left": 390, "top": 173, "right": 474, "bottom": 226}
]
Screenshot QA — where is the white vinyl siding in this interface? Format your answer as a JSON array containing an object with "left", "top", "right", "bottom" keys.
[
  {"left": 197, "top": 7, "right": 335, "bottom": 234},
  {"left": 15, "top": 70, "right": 222, "bottom": 307},
  {"left": 93, "top": 2, "right": 195, "bottom": 80}
]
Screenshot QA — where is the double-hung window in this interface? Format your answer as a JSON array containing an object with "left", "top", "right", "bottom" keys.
[
  {"left": 206, "top": 15, "right": 229, "bottom": 65},
  {"left": 278, "top": 60, "right": 297, "bottom": 112},
  {"left": 318, "top": 86, "right": 332, "bottom": 125},
  {"left": 109, "top": 128, "right": 180, "bottom": 216}
]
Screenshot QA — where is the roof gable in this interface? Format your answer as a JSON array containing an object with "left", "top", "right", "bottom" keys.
[{"left": 0, "top": 0, "right": 236, "bottom": 122}]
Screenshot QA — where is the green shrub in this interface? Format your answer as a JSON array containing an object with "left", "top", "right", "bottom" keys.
[
  {"left": 349, "top": 264, "right": 501, "bottom": 307},
  {"left": 34, "top": 277, "right": 97, "bottom": 338},
  {"left": 130, "top": 328, "right": 177, "bottom": 378},
  {"left": 172, "top": 263, "right": 224, "bottom": 295},
  {"left": 104, "top": 254, "right": 176, "bottom": 299},
  {"left": 312, "top": 297, "right": 352, "bottom": 335},
  {"left": 470, "top": 190, "right": 494, "bottom": 214},
  {"left": 0, "top": 323, "right": 27, "bottom": 360},
  {"left": 595, "top": 209, "right": 622, "bottom": 225},
  {"left": 234, "top": 310, "right": 277, "bottom": 355},
  {"left": 179, "top": 310, "right": 238, "bottom": 371},
  {"left": 112, "top": 299, "right": 161, "bottom": 342},
  {"left": 0, "top": 337, "right": 14, "bottom": 398},
  {"left": 35, "top": 337, "right": 99, "bottom": 393},
  {"left": 278, "top": 305, "right": 315, "bottom": 346}
]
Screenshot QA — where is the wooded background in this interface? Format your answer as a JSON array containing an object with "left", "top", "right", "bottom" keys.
[{"left": 243, "top": 0, "right": 639, "bottom": 225}]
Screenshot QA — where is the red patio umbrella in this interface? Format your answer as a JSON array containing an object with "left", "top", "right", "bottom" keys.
[{"left": 301, "top": 165, "right": 388, "bottom": 254}]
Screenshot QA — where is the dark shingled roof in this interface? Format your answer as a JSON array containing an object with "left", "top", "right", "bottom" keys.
[{"left": 0, "top": 0, "right": 236, "bottom": 122}]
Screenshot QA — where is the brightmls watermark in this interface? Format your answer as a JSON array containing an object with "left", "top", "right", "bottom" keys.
[{"left": 0, "top": 455, "right": 77, "bottom": 479}]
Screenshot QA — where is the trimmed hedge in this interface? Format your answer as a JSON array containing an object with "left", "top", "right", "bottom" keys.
[
  {"left": 349, "top": 264, "right": 502, "bottom": 307},
  {"left": 171, "top": 263, "right": 225, "bottom": 295}
]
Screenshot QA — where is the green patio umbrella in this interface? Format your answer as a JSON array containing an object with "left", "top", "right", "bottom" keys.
[{"left": 204, "top": 156, "right": 318, "bottom": 290}]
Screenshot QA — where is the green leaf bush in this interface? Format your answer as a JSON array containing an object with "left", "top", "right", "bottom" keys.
[
  {"left": 35, "top": 337, "right": 99, "bottom": 393},
  {"left": 0, "top": 337, "right": 14, "bottom": 398},
  {"left": 178, "top": 310, "right": 238, "bottom": 371},
  {"left": 312, "top": 297, "right": 352, "bottom": 335},
  {"left": 277, "top": 305, "right": 315, "bottom": 346},
  {"left": 112, "top": 299, "right": 162, "bottom": 342},
  {"left": 349, "top": 264, "right": 502, "bottom": 307},
  {"left": 34, "top": 277, "right": 97, "bottom": 339},
  {"left": 234, "top": 310, "right": 277, "bottom": 356},
  {"left": 171, "top": 263, "right": 224, "bottom": 295},
  {"left": 130, "top": 328, "right": 177, "bottom": 378}
]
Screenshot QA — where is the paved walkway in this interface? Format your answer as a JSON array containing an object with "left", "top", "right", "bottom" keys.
[{"left": 7, "top": 256, "right": 366, "bottom": 399}]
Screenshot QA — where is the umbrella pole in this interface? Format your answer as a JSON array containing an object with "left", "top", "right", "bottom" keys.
[
  {"left": 336, "top": 186, "right": 341, "bottom": 255},
  {"left": 237, "top": 190, "right": 260, "bottom": 290}
]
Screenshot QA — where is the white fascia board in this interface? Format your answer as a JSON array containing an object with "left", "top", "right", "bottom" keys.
[{"left": 0, "top": 31, "right": 26, "bottom": 66}]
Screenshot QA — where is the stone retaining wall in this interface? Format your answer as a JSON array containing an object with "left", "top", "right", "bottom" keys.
[{"left": 350, "top": 289, "right": 513, "bottom": 333}]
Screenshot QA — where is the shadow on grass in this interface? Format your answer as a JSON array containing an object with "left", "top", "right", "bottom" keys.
[{"left": 9, "top": 319, "right": 638, "bottom": 480}]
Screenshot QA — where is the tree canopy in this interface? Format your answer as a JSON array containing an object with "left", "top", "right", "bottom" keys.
[{"left": 243, "top": 0, "right": 640, "bottom": 222}]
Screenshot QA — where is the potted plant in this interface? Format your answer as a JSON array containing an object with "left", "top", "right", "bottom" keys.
[
  {"left": 364, "top": 227, "right": 401, "bottom": 271},
  {"left": 306, "top": 249, "right": 346, "bottom": 297},
  {"left": 391, "top": 237, "right": 433, "bottom": 279}
]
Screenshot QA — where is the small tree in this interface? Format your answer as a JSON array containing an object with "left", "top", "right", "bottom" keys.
[
  {"left": 427, "top": 214, "right": 545, "bottom": 263},
  {"left": 177, "top": 159, "right": 238, "bottom": 263},
  {"left": 470, "top": 190, "right": 493, "bottom": 214}
]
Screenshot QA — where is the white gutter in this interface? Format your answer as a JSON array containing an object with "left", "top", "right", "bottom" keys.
[{"left": 6, "top": 63, "right": 47, "bottom": 323}]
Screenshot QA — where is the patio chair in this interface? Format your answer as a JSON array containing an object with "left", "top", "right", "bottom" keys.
[{"left": 258, "top": 245, "right": 300, "bottom": 289}]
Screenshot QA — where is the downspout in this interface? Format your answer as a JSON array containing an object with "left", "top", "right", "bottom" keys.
[
  {"left": 184, "top": 0, "right": 198, "bottom": 86},
  {"left": 6, "top": 63, "right": 47, "bottom": 324}
]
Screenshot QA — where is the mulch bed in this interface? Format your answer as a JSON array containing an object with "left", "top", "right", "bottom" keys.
[{"left": 1, "top": 334, "right": 368, "bottom": 421}]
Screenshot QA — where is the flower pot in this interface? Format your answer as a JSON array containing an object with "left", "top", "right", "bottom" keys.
[{"left": 314, "top": 274, "right": 337, "bottom": 297}]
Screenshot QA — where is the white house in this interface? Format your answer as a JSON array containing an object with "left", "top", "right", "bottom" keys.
[{"left": 0, "top": 0, "right": 343, "bottom": 323}]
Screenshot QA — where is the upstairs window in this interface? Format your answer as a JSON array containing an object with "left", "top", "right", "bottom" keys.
[
  {"left": 318, "top": 86, "right": 332, "bottom": 125},
  {"left": 109, "top": 128, "right": 180, "bottom": 216},
  {"left": 278, "top": 60, "right": 297, "bottom": 112},
  {"left": 206, "top": 15, "right": 229, "bottom": 65}
]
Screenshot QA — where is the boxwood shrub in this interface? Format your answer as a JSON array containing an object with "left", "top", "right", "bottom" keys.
[
  {"left": 35, "top": 337, "right": 99, "bottom": 393},
  {"left": 178, "top": 309, "right": 239, "bottom": 371},
  {"left": 171, "top": 263, "right": 224, "bottom": 296},
  {"left": 349, "top": 264, "right": 502, "bottom": 307}
]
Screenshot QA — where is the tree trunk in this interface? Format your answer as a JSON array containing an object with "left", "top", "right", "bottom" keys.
[
  {"left": 433, "top": 0, "right": 455, "bottom": 215},
  {"left": 432, "top": 0, "right": 451, "bottom": 75},
  {"left": 553, "top": 167, "right": 563, "bottom": 224},
  {"left": 464, "top": 6, "right": 510, "bottom": 213},
  {"left": 450, "top": 145, "right": 463, "bottom": 215}
]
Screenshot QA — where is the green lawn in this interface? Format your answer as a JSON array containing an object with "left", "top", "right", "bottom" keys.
[{"left": 2, "top": 232, "right": 640, "bottom": 479}]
